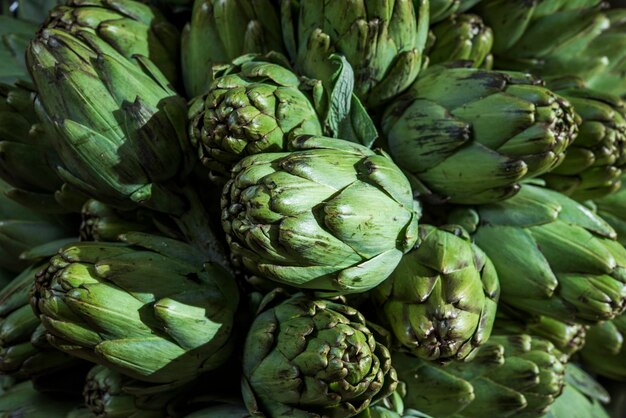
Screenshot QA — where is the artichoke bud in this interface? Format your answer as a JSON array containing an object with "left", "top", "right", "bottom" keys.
[
  {"left": 372, "top": 224, "right": 500, "bottom": 361},
  {"left": 427, "top": 14, "right": 494, "bottom": 69},
  {"left": 451, "top": 184, "right": 626, "bottom": 324},
  {"left": 242, "top": 294, "right": 398, "bottom": 418},
  {"left": 43, "top": 0, "right": 181, "bottom": 84},
  {"left": 188, "top": 56, "right": 323, "bottom": 181},
  {"left": 580, "top": 311, "right": 626, "bottom": 380},
  {"left": 542, "top": 77, "right": 626, "bottom": 200},
  {"left": 30, "top": 232, "right": 239, "bottom": 386},
  {"left": 382, "top": 65, "right": 579, "bottom": 204},
  {"left": 80, "top": 199, "right": 157, "bottom": 242},
  {"left": 221, "top": 135, "right": 419, "bottom": 295},
  {"left": 27, "top": 28, "right": 193, "bottom": 213}
]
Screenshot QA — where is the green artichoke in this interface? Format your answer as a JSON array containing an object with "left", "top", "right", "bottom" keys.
[
  {"left": 449, "top": 184, "right": 626, "bottom": 324},
  {"left": 372, "top": 224, "right": 499, "bottom": 361},
  {"left": 30, "top": 233, "right": 239, "bottom": 386},
  {"left": 0, "top": 380, "right": 79, "bottom": 418},
  {"left": 593, "top": 179, "right": 626, "bottom": 245},
  {"left": 428, "top": 0, "right": 483, "bottom": 23},
  {"left": 544, "top": 364, "right": 610, "bottom": 418},
  {"left": 281, "top": 0, "right": 430, "bottom": 107},
  {"left": 80, "top": 199, "right": 156, "bottom": 242},
  {"left": 382, "top": 65, "right": 579, "bottom": 204},
  {"left": 541, "top": 78, "right": 626, "bottom": 200},
  {"left": 0, "top": 265, "right": 80, "bottom": 380},
  {"left": 181, "top": 0, "right": 283, "bottom": 98},
  {"left": 188, "top": 57, "right": 323, "bottom": 179},
  {"left": 27, "top": 28, "right": 193, "bottom": 213},
  {"left": 221, "top": 135, "right": 419, "bottom": 295},
  {"left": 427, "top": 14, "right": 493, "bottom": 69},
  {"left": 43, "top": 0, "right": 180, "bottom": 84},
  {"left": 396, "top": 334, "right": 566, "bottom": 418},
  {"left": 242, "top": 293, "right": 398, "bottom": 418},
  {"left": 579, "top": 311, "right": 626, "bottom": 380}
]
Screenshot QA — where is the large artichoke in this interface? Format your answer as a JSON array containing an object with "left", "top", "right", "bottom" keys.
[
  {"left": 27, "top": 27, "right": 192, "bottom": 213},
  {"left": 30, "top": 233, "right": 239, "bottom": 386},
  {"left": 43, "top": 0, "right": 180, "bottom": 84},
  {"left": 242, "top": 293, "right": 398, "bottom": 418},
  {"left": 427, "top": 14, "right": 493, "bottom": 69},
  {"left": 396, "top": 334, "right": 566, "bottom": 418},
  {"left": 382, "top": 65, "right": 579, "bottom": 204},
  {"left": 449, "top": 184, "right": 626, "bottom": 324},
  {"left": 281, "top": 0, "right": 430, "bottom": 107},
  {"left": 188, "top": 57, "right": 323, "bottom": 180},
  {"left": 371, "top": 224, "right": 499, "bottom": 361},
  {"left": 429, "top": 0, "right": 483, "bottom": 23},
  {"left": 181, "top": 0, "right": 283, "bottom": 98},
  {"left": 221, "top": 135, "right": 419, "bottom": 295},
  {"left": 579, "top": 311, "right": 626, "bottom": 381},
  {"left": 541, "top": 78, "right": 626, "bottom": 201}
]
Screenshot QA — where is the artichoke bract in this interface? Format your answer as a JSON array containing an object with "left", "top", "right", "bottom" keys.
[
  {"left": 281, "top": 0, "right": 429, "bottom": 107},
  {"left": 242, "top": 294, "right": 398, "bottom": 418},
  {"left": 372, "top": 224, "right": 499, "bottom": 361},
  {"left": 427, "top": 14, "right": 493, "bottom": 69},
  {"left": 188, "top": 57, "right": 323, "bottom": 180},
  {"left": 382, "top": 65, "right": 579, "bottom": 204},
  {"left": 30, "top": 233, "right": 239, "bottom": 386},
  {"left": 579, "top": 312, "right": 626, "bottom": 381},
  {"left": 27, "top": 28, "right": 193, "bottom": 213},
  {"left": 396, "top": 334, "right": 566, "bottom": 418},
  {"left": 181, "top": 0, "right": 283, "bottom": 98},
  {"left": 542, "top": 78, "right": 626, "bottom": 201},
  {"left": 221, "top": 135, "right": 419, "bottom": 295},
  {"left": 43, "top": 0, "right": 181, "bottom": 84},
  {"left": 450, "top": 184, "right": 626, "bottom": 324},
  {"left": 0, "top": 380, "right": 78, "bottom": 418},
  {"left": 428, "top": 0, "right": 483, "bottom": 23},
  {"left": 0, "top": 265, "right": 79, "bottom": 380}
]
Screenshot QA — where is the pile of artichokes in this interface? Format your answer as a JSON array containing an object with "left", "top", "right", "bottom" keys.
[{"left": 1, "top": 0, "right": 626, "bottom": 416}]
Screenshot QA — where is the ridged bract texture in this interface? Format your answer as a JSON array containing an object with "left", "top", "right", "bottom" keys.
[
  {"left": 382, "top": 65, "right": 579, "bottom": 204},
  {"left": 43, "top": 0, "right": 180, "bottom": 84},
  {"left": 543, "top": 78, "right": 626, "bottom": 200},
  {"left": 450, "top": 184, "right": 626, "bottom": 324},
  {"left": 242, "top": 294, "right": 398, "bottom": 418},
  {"left": 30, "top": 233, "right": 239, "bottom": 387},
  {"left": 580, "top": 312, "right": 626, "bottom": 381},
  {"left": 428, "top": 0, "right": 483, "bottom": 23},
  {"left": 221, "top": 135, "right": 419, "bottom": 295},
  {"left": 281, "top": 0, "right": 429, "bottom": 107},
  {"left": 188, "top": 58, "right": 322, "bottom": 180},
  {"left": 181, "top": 0, "right": 283, "bottom": 98},
  {"left": 372, "top": 224, "right": 500, "bottom": 361},
  {"left": 395, "top": 334, "right": 566, "bottom": 418}
]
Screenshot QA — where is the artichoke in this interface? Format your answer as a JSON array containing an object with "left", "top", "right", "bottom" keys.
[
  {"left": 372, "top": 224, "right": 500, "bottom": 361},
  {"left": 541, "top": 78, "right": 626, "bottom": 200},
  {"left": 0, "top": 265, "right": 80, "bottom": 380},
  {"left": 281, "top": 0, "right": 430, "bottom": 107},
  {"left": 382, "top": 65, "right": 579, "bottom": 204},
  {"left": 242, "top": 293, "right": 398, "bottom": 418},
  {"left": 395, "top": 334, "right": 566, "bottom": 418},
  {"left": 449, "top": 184, "right": 626, "bottom": 324},
  {"left": 221, "top": 135, "right": 419, "bottom": 295},
  {"left": 43, "top": 0, "right": 180, "bottom": 84},
  {"left": 429, "top": 0, "right": 483, "bottom": 23},
  {"left": 27, "top": 27, "right": 193, "bottom": 213},
  {"left": 0, "top": 380, "right": 78, "bottom": 418},
  {"left": 181, "top": 0, "right": 283, "bottom": 98},
  {"left": 30, "top": 233, "right": 239, "bottom": 386},
  {"left": 188, "top": 57, "right": 323, "bottom": 180},
  {"left": 80, "top": 199, "right": 156, "bottom": 242},
  {"left": 427, "top": 14, "right": 493, "bottom": 69},
  {"left": 579, "top": 311, "right": 626, "bottom": 381}
]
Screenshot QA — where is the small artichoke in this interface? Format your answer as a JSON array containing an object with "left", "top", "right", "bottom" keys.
[
  {"left": 396, "top": 334, "right": 566, "bottom": 418},
  {"left": 580, "top": 311, "right": 626, "bottom": 381},
  {"left": 188, "top": 57, "right": 322, "bottom": 179},
  {"left": 382, "top": 65, "right": 579, "bottom": 204},
  {"left": 181, "top": 0, "right": 283, "bottom": 97},
  {"left": 428, "top": 0, "right": 483, "bottom": 23},
  {"left": 242, "top": 293, "right": 398, "bottom": 418},
  {"left": 43, "top": 0, "right": 180, "bottom": 84},
  {"left": 281, "top": 0, "right": 430, "bottom": 107},
  {"left": 542, "top": 78, "right": 626, "bottom": 200},
  {"left": 427, "top": 14, "right": 493, "bottom": 69},
  {"left": 450, "top": 184, "right": 626, "bottom": 324},
  {"left": 372, "top": 224, "right": 499, "bottom": 361},
  {"left": 30, "top": 233, "right": 239, "bottom": 386},
  {"left": 221, "top": 135, "right": 419, "bottom": 295}
]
